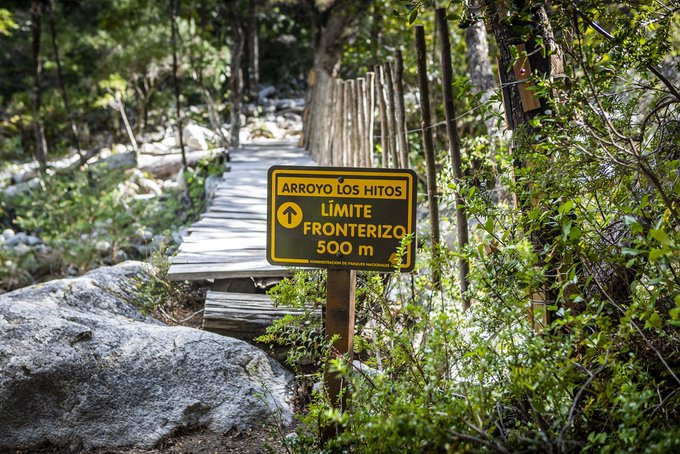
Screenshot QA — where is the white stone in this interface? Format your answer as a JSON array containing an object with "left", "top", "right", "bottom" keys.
[
  {"left": 95, "top": 240, "right": 111, "bottom": 252},
  {"left": 180, "top": 124, "right": 214, "bottom": 151}
]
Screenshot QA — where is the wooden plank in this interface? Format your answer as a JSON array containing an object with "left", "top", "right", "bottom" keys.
[
  {"left": 169, "top": 140, "right": 312, "bottom": 282},
  {"left": 167, "top": 262, "right": 288, "bottom": 280},
  {"left": 202, "top": 291, "right": 319, "bottom": 340}
]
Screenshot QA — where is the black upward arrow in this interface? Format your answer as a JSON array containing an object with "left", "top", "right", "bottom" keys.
[{"left": 282, "top": 205, "right": 297, "bottom": 224}]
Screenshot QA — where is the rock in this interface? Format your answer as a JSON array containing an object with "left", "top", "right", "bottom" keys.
[
  {"left": 139, "top": 142, "right": 171, "bottom": 155},
  {"left": 171, "top": 227, "right": 188, "bottom": 245},
  {"left": 138, "top": 229, "right": 154, "bottom": 242},
  {"left": 258, "top": 85, "right": 277, "bottom": 100},
  {"left": 151, "top": 234, "right": 166, "bottom": 250},
  {"left": 243, "top": 103, "right": 259, "bottom": 116},
  {"left": 94, "top": 151, "right": 137, "bottom": 171},
  {"left": 181, "top": 124, "right": 214, "bottom": 151},
  {"left": 176, "top": 168, "right": 187, "bottom": 191},
  {"left": 160, "top": 135, "right": 177, "bottom": 148},
  {"left": 1, "top": 179, "right": 41, "bottom": 198},
  {"left": 112, "top": 143, "right": 130, "bottom": 154},
  {"left": 2, "top": 229, "right": 14, "bottom": 241},
  {"left": 282, "top": 112, "right": 302, "bottom": 122},
  {"left": 274, "top": 98, "right": 304, "bottom": 112},
  {"left": 138, "top": 150, "right": 217, "bottom": 179},
  {"left": 25, "top": 235, "right": 41, "bottom": 246},
  {"left": 137, "top": 177, "right": 163, "bottom": 196},
  {"left": 204, "top": 175, "right": 223, "bottom": 204},
  {"left": 95, "top": 240, "right": 112, "bottom": 252},
  {"left": 6, "top": 232, "right": 28, "bottom": 248},
  {"left": 0, "top": 262, "right": 293, "bottom": 451},
  {"left": 10, "top": 243, "right": 31, "bottom": 256}
]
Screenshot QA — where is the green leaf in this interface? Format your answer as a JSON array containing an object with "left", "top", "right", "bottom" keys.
[
  {"left": 485, "top": 218, "right": 494, "bottom": 234},
  {"left": 622, "top": 247, "right": 646, "bottom": 256},
  {"left": 670, "top": 307, "right": 680, "bottom": 321},
  {"left": 650, "top": 229, "right": 672, "bottom": 246},
  {"left": 647, "top": 312, "right": 663, "bottom": 331},
  {"left": 558, "top": 200, "right": 575, "bottom": 215},
  {"left": 648, "top": 249, "right": 666, "bottom": 261},
  {"left": 408, "top": 9, "right": 418, "bottom": 24}
]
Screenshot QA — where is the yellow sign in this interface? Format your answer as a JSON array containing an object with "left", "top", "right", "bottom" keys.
[{"left": 267, "top": 166, "right": 417, "bottom": 272}]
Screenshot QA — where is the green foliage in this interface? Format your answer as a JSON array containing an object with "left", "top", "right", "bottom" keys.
[
  {"left": 133, "top": 243, "right": 195, "bottom": 316},
  {"left": 262, "top": 2, "right": 680, "bottom": 452},
  {"left": 0, "top": 156, "right": 222, "bottom": 291},
  {"left": 258, "top": 269, "right": 326, "bottom": 368},
  {"left": 0, "top": 8, "right": 17, "bottom": 36}
]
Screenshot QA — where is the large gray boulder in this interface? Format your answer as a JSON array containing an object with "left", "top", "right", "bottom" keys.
[{"left": 0, "top": 262, "right": 293, "bottom": 451}]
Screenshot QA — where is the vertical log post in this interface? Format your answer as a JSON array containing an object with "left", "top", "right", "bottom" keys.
[
  {"left": 376, "top": 66, "right": 389, "bottom": 168},
  {"left": 437, "top": 8, "right": 470, "bottom": 309},
  {"left": 302, "top": 69, "right": 316, "bottom": 150},
  {"left": 393, "top": 50, "right": 409, "bottom": 169},
  {"left": 343, "top": 81, "right": 351, "bottom": 167},
  {"left": 323, "top": 269, "right": 356, "bottom": 438},
  {"left": 350, "top": 79, "right": 360, "bottom": 167},
  {"left": 383, "top": 63, "right": 399, "bottom": 168},
  {"left": 355, "top": 78, "right": 366, "bottom": 167},
  {"left": 415, "top": 25, "right": 442, "bottom": 289},
  {"left": 365, "top": 71, "right": 376, "bottom": 168},
  {"left": 333, "top": 79, "right": 345, "bottom": 166}
]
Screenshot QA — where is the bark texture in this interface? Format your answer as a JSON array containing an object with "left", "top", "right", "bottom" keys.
[{"left": 31, "top": 0, "right": 48, "bottom": 175}]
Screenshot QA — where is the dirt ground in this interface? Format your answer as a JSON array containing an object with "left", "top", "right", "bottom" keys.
[
  {"left": 99, "top": 425, "right": 291, "bottom": 454},
  {"left": 6, "top": 425, "right": 293, "bottom": 454}
]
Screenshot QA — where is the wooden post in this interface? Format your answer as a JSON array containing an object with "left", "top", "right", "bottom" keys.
[
  {"left": 325, "top": 269, "right": 356, "bottom": 408},
  {"left": 383, "top": 63, "right": 399, "bottom": 168},
  {"left": 350, "top": 79, "right": 360, "bottom": 167},
  {"left": 343, "top": 82, "right": 351, "bottom": 167},
  {"left": 415, "top": 25, "right": 442, "bottom": 289},
  {"left": 437, "top": 8, "right": 470, "bottom": 309},
  {"left": 393, "top": 50, "right": 409, "bottom": 169},
  {"left": 333, "top": 79, "right": 345, "bottom": 166},
  {"left": 356, "top": 78, "right": 366, "bottom": 168},
  {"left": 365, "top": 71, "right": 376, "bottom": 168},
  {"left": 376, "top": 65, "right": 389, "bottom": 168}
]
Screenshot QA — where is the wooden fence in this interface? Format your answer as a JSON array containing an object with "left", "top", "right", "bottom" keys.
[{"left": 302, "top": 53, "right": 410, "bottom": 169}]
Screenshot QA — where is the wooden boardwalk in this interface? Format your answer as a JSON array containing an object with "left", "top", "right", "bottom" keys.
[{"left": 167, "top": 140, "right": 315, "bottom": 339}]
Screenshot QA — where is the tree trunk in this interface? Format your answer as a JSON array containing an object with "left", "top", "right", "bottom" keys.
[
  {"left": 484, "top": 0, "right": 563, "bottom": 131},
  {"left": 415, "top": 25, "right": 441, "bottom": 290},
  {"left": 171, "top": 0, "right": 186, "bottom": 167},
  {"left": 484, "top": 0, "right": 565, "bottom": 327},
  {"left": 229, "top": 5, "right": 244, "bottom": 151},
  {"left": 437, "top": 8, "right": 470, "bottom": 309},
  {"left": 464, "top": 0, "right": 509, "bottom": 204},
  {"left": 464, "top": 0, "right": 502, "bottom": 139},
  {"left": 48, "top": 0, "right": 82, "bottom": 160},
  {"left": 302, "top": 0, "right": 372, "bottom": 160},
  {"left": 243, "top": 0, "right": 259, "bottom": 99},
  {"left": 31, "top": 0, "right": 48, "bottom": 176},
  {"left": 370, "top": 2, "right": 383, "bottom": 57}
]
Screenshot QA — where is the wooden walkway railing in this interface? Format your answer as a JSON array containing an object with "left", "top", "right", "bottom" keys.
[{"left": 302, "top": 53, "right": 410, "bottom": 169}]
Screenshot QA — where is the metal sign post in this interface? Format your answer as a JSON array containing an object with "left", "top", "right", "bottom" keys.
[{"left": 266, "top": 166, "right": 417, "bottom": 414}]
